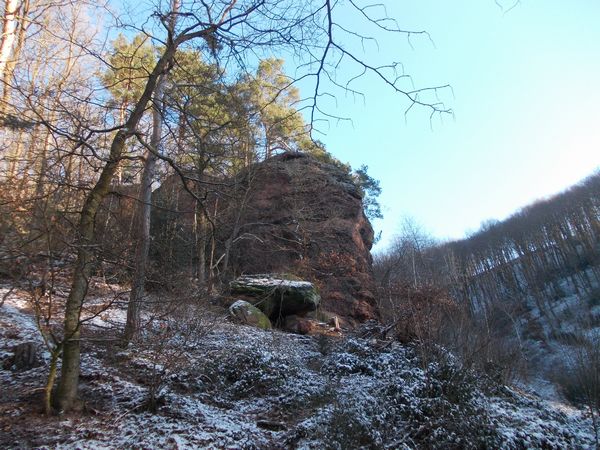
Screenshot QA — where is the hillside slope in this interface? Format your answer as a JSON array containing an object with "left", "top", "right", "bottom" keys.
[{"left": 0, "top": 286, "right": 595, "bottom": 449}]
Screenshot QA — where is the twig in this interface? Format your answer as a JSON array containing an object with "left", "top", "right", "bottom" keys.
[{"left": 1, "top": 287, "right": 15, "bottom": 307}]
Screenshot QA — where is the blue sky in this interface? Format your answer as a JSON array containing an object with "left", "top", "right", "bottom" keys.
[{"left": 310, "top": 0, "right": 600, "bottom": 251}]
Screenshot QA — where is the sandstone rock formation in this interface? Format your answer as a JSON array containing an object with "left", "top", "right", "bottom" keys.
[
  {"left": 229, "top": 300, "right": 272, "bottom": 330},
  {"left": 152, "top": 152, "right": 379, "bottom": 326},
  {"left": 220, "top": 153, "right": 378, "bottom": 325}
]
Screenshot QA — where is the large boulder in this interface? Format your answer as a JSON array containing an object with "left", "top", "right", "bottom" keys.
[
  {"left": 229, "top": 300, "right": 272, "bottom": 330},
  {"left": 230, "top": 275, "right": 320, "bottom": 320}
]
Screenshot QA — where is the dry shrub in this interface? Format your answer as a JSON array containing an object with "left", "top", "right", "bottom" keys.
[
  {"left": 552, "top": 333, "right": 600, "bottom": 446},
  {"left": 379, "top": 281, "right": 461, "bottom": 345},
  {"left": 379, "top": 281, "right": 525, "bottom": 384},
  {"left": 315, "top": 251, "right": 359, "bottom": 277},
  {"left": 131, "top": 299, "right": 216, "bottom": 412}
]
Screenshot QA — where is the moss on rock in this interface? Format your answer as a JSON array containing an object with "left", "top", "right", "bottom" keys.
[{"left": 229, "top": 300, "right": 272, "bottom": 330}]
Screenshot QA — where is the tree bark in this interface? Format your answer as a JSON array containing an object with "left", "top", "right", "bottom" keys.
[
  {"left": 54, "top": 41, "right": 178, "bottom": 412},
  {"left": 0, "top": 0, "right": 19, "bottom": 82},
  {"left": 124, "top": 75, "right": 165, "bottom": 342},
  {"left": 196, "top": 206, "right": 207, "bottom": 285},
  {"left": 1, "top": 0, "right": 29, "bottom": 114},
  {"left": 54, "top": 130, "right": 128, "bottom": 412},
  {"left": 44, "top": 347, "right": 60, "bottom": 415}
]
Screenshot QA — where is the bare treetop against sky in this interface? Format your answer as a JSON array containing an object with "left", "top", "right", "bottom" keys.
[{"left": 309, "top": 0, "right": 600, "bottom": 250}]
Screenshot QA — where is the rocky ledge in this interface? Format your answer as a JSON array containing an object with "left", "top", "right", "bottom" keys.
[{"left": 230, "top": 274, "right": 320, "bottom": 322}]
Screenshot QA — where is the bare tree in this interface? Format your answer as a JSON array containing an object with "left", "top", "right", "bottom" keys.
[{"left": 0, "top": 0, "right": 20, "bottom": 84}]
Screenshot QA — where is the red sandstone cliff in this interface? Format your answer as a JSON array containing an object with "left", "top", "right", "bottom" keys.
[
  {"left": 217, "top": 153, "right": 378, "bottom": 324},
  {"left": 152, "top": 152, "right": 379, "bottom": 325}
]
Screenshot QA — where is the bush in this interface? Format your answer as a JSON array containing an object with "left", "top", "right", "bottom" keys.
[
  {"left": 129, "top": 303, "right": 215, "bottom": 412},
  {"left": 552, "top": 334, "right": 600, "bottom": 446},
  {"left": 325, "top": 401, "right": 382, "bottom": 450},
  {"left": 201, "top": 346, "right": 294, "bottom": 399}
]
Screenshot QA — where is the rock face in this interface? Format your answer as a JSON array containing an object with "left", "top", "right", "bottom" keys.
[
  {"left": 221, "top": 153, "right": 378, "bottom": 325},
  {"left": 229, "top": 300, "right": 272, "bottom": 330},
  {"left": 230, "top": 275, "right": 320, "bottom": 320},
  {"left": 152, "top": 152, "right": 379, "bottom": 326}
]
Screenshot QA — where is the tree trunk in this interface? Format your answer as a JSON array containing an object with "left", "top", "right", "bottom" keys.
[
  {"left": 0, "top": 0, "right": 19, "bottom": 83},
  {"left": 124, "top": 75, "right": 165, "bottom": 342},
  {"left": 123, "top": 0, "right": 181, "bottom": 342},
  {"left": 44, "top": 347, "right": 60, "bottom": 415},
  {"left": 54, "top": 40, "right": 178, "bottom": 411},
  {"left": 1, "top": 0, "right": 29, "bottom": 114},
  {"left": 54, "top": 130, "right": 127, "bottom": 412},
  {"left": 196, "top": 205, "right": 207, "bottom": 285}
]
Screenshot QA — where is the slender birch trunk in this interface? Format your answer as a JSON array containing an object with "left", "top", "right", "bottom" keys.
[
  {"left": 1, "top": 0, "right": 29, "bottom": 114},
  {"left": 0, "top": 0, "right": 19, "bottom": 82},
  {"left": 123, "top": 75, "right": 165, "bottom": 342}
]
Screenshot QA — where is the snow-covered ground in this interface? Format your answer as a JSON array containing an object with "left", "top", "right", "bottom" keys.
[{"left": 0, "top": 286, "right": 597, "bottom": 449}]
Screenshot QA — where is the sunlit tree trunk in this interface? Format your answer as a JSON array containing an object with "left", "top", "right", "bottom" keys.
[
  {"left": 124, "top": 75, "right": 165, "bottom": 342},
  {"left": 54, "top": 41, "right": 178, "bottom": 411},
  {"left": 0, "top": 0, "right": 19, "bottom": 83},
  {"left": 1, "top": 0, "right": 29, "bottom": 113}
]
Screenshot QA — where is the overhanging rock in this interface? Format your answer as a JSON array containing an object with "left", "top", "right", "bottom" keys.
[{"left": 230, "top": 274, "right": 320, "bottom": 320}]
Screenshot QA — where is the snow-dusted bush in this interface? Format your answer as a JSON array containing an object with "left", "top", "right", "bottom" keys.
[
  {"left": 129, "top": 306, "right": 214, "bottom": 412},
  {"left": 200, "top": 344, "right": 298, "bottom": 399},
  {"left": 552, "top": 332, "right": 600, "bottom": 446}
]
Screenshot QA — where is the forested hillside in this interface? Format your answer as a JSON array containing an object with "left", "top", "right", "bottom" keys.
[
  {"left": 443, "top": 172, "right": 600, "bottom": 317},
  {"left": 375, "top": 172, "right": 600, "bottom": 419}
]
